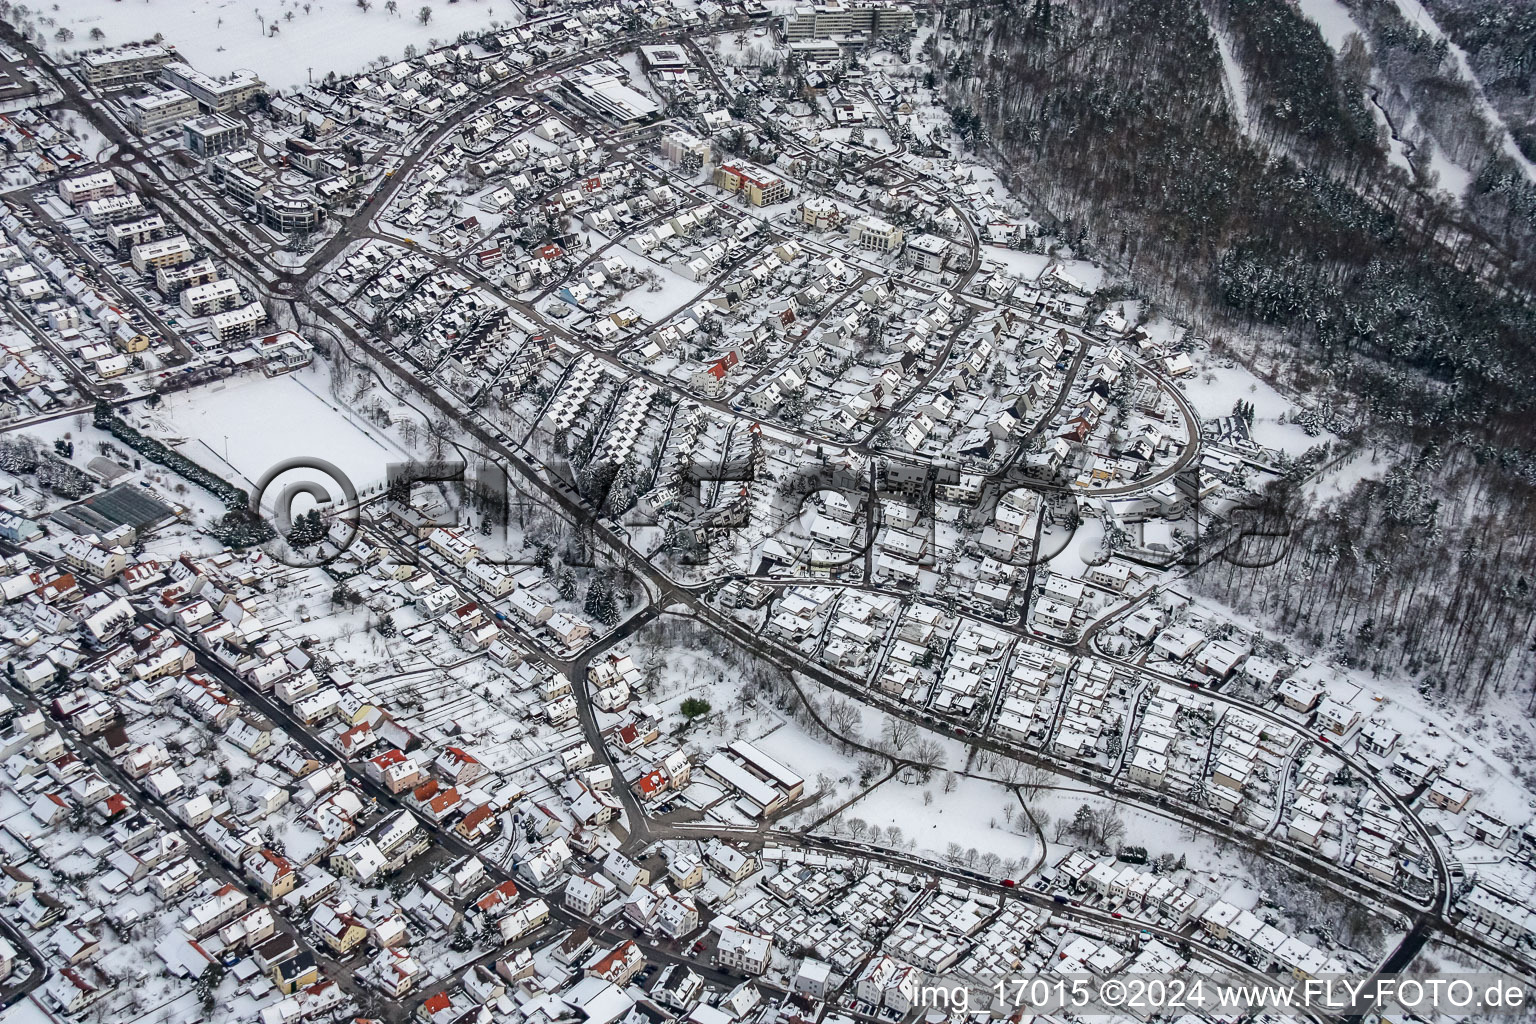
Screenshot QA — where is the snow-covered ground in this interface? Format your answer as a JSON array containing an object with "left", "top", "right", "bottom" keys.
[
  {"left": 1179, "top": 356, "right": 1323, "bottom": 453},
  {"left": 978, "top": 245, "right": 1050, "bottom": 281},
  {"left": 827, "top": 773, "right": 1037, "bottom": 871},
  {"left": 1211, "top": 25, "right": 1253, "bottom": 137},
  {"left": 137, "top": 362, "right": 413, "bottom": 497},
  {"left": 1294, "top": 0, "right": 1365, "bottom": 51},
  {"left": 1304, "top": 447, "right": 1390, "bottom": 504},
  {"left": 49, "top": 0, "right": 516, "bottom": 89},
  {"left": 1385, "top": 0, "right": 1536, "bottom": 185}
]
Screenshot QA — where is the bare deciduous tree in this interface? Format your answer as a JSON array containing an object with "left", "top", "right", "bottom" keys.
[
  {"left": 882, "top": 716, "right": 917, "bottom": 752},
  {"left": 1017, "top": 763, "right": 1054, "bottom": 801}
]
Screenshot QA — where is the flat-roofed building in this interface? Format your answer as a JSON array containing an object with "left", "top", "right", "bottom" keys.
[
  {"left": 81, "top": 44, "right": 176, "bottom": 88},
  {"left": 156, "top": 256, "right": 219, "bottom": 296},
  {"left": 124, "top": 88, "right": 199, "bottom": 135},
  {"left": 851, "top": 214, "right": 903, "bottom": 252},
  {"left": 58, "top": 171, "right": 119, "bottom": 207},
  {"left": 257, "top": 191, "right": 322, "bottom": 233},
  {"left": 783, "top": 2, "right": 914, "bottom": 41},
  {"left": 568, "top": 70, "right": 659, "bottom": 124},
  {"left": 180, "top": 278, "right": 241, "bottom": 317},
  {"left": 182, "top": 113, "right": 248, "bottom": 157},
  {"left": 211, "top": 300, "right": 266, "bottom": 343},
  {"left": 713, "top": 162, "right": 789, "bottom": 206},
  {"left": 106, "top": 214, "right": 165, "bottom": 252},
  {"left": 660, "top": 130, "right": 711, "bottom": 171},
  {"left": 80, "top": 193, "right": 144, "bottom": 227},
  {"left": 906, "top": 232, "right": 949, "bottom": 272},
  {"left": 131, "top": 235, "right": 192, "bottom": 273},
  {"left": 251, "top": 331, "right": 315, "bottom": 376},
  {"left": 160, "top": 63, "right": 265, "bottom": 112}
]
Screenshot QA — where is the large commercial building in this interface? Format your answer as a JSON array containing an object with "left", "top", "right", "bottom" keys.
[
  {"left": 713, "top": 162, "right": 790, "bottom": 207},
  {"left": 209, "top": 151, "right": 323, "bottom": 233},
  {"left": 160, "top": 63, "right": 264, "bottom": 113},
  {"left": 567, "top": 70, "right": 659, "bottom": 124},
  {"left": 701, "top": 740, "right": 806, "bottom": 818},
  {"left": 80, "top": 44, "right": 176, "bottom": 88},
  {"left": 783, "top": 2, "right": 915, "bottom": 42},
  {"left": 124, "top": 88, "right": 199, "bottom": 135},
  {"left": 183, "top": 114, "right": 248, "bottom": 157}
]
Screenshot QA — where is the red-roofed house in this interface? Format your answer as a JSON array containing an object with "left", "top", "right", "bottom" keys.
[
  {"left": 367, "top": 749, "right": 421, "bottom": 794},
  {"left": 434, "top": 747, "right": 485, "bottom": 786},
  {"left": 338, "top": 722, "right": 376, "bottom": 757},
  {"left": 423, "top": 787, "right": 463, "bottom": 825},
  {"left": 245, "top": 849, "right": 297, "bottom": 898},
  {"left": 633, "top": 769, "right": 668, "bottom": 803},
  {"left": 585, "top": 939, "right": 645, "bottom": 985},
  {"left": 456, "top": 804, "right": 498, "bottom": 843}
]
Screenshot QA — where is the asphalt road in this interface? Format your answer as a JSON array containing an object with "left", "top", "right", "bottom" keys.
[{"left": 0, "top": 13, "right": 1515, "bottom": 1007}]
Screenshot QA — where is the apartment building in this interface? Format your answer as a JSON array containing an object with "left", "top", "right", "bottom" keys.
[
  {"left": 210, "top": 301, "right": 266, "bottom": 343},
  {"left": 179, "top": 278, "right": 241, "bottom": 317},
  {"left": 58, "top": 171, "right": 119, "bottom": 207},
  {"left": 851, "top": 214, "right": 904, "bottom": 252},
  {"left": 783, "top": 2, "right": 915, "bottom": 41},
  {"left": 182, "top": 114, "right": 248, "bottom": 157},
  {"left": 713, "top": 162, "right": 789, "bottom": 206},
  {"left": 124, "top": 88, "right": 199, "bottom": 135},
  {"left": 156, "top": 256, "right": 219, "bottom": 296},
  {"left": 131, "top": 235, "right": 193, "bottom": 273},
  {"left": 107, "top": 214, "right": 166, "bottom": 252},
  {"left": 80, "top": 44, "right": 176, "bottom": 88},
  {"left": 160, "top": 63, "right": 265, "bottom": 112},
  {"left": 660, "top": 130, "right": 711, "bottom": 171},
  {"left": 80, "top": 193, "right": 144, "bottom": 227}
]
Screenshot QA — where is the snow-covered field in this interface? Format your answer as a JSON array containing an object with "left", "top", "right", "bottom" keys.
[
  {"left": 138, "top": 363, "right": 412, "bottom": 496},
  {"left": 1306, "top": 447, "right": 1390, "bottom": 504},
  {"left": 49, "top": 0, "right": 515, "bottom": 89},
  {"left": 978, "top": 244, "right": 1050, "bottom": 281},
  {"left": 1179, "top": 357, "right": 1322, "bottom": 453},
  {"left": 829, "top": 773, "right": 1038, "bottom": 871}
]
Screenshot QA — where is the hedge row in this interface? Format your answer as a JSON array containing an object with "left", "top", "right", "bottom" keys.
[{"left": 94, "top": 404, "right": 249, "bottom": 509}]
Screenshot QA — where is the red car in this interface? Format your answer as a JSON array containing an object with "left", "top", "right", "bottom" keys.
[{"left": 1000, "top": 879, "right": 1016, "bottom": 888}]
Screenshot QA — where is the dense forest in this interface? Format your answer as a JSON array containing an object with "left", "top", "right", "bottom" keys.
[
  {"left": 937, "top": 0, "right": 1536, "bottom": 702},
  {"left": 1415, "top": 0, "right": 1536, "bottom": 161}
]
